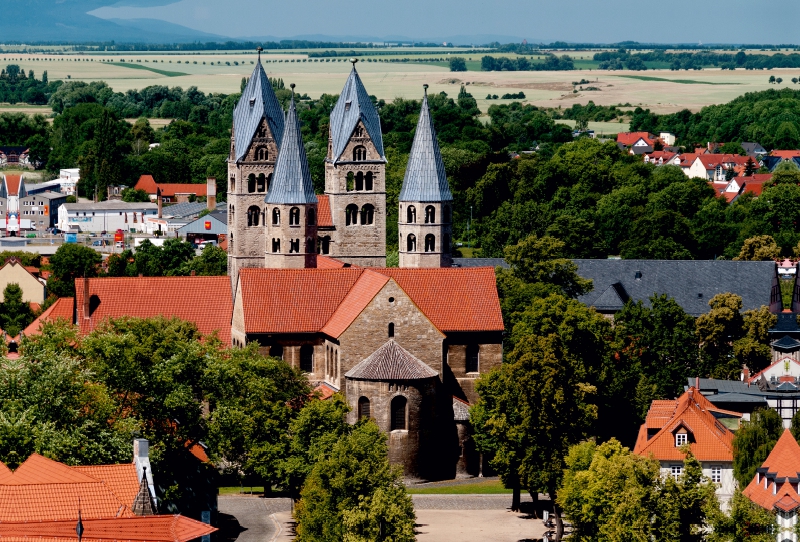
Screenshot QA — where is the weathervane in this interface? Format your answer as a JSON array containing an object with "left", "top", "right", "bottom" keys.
[{"left": 257, "top": 46, "right": 263, "bottom": 62}]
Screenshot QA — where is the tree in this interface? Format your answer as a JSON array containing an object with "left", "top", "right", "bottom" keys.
[
  {"left": 720, "top": 142, "right": 745, "bottom": 155},
  {"left": 294, "top": 421, "right": 416, "bottom": 542},
  {"left": 76, "top": 108, "right": 131, "bottom": 200},
  {"left": 47, "top": 243, "right": 102, "bottom": 297},
  {"left": 121, "top": 187, "right": 149, "bottom": 202},
  {"left": 706, "top": 490, "right": 777, "bottom": 542},
  {"left": 769, "top": 75, "right": 776, "bottom": 84},
  {"left": 449, "top": 58, "right": 467, "bottom": 72},
  {"left": 180, "top": 245, "right": 227, "bottom": 276},
  {"left": 744, "top": 157, "right": 757, "bottom": 176},
  {"left": 695, "top": 293, "right": 745, "bottom": 378},
  {"left": 732, "top": 408, "right": 783, "bottom": 488},
  {"left": 0, "top": 283, "right": 34, "bottom": 338},
  {"left": 734, "top": 235, "right": 780, "bottom": 261}
]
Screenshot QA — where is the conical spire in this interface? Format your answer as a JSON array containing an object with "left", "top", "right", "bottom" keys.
[
  {"left": 329, "top": 61, "right": 385, "bottom": 162},
  {"left": 265, "top": 88, "right": 317, "bottom": 205},
  {"left": 131, "top": 466, "right": 157, "bottom": 516},
  {"left": 232, "top": 57, "right": 285, "bottom": 163},
  {"left": 399, "top": 86, "right": 452, "bottom": 202}
]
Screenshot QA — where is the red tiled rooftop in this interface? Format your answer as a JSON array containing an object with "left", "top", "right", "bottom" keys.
[
  {"left": 134, "top": 175, "right": 206, "bottom": 198},
  {"left": 771, "top": 150, "right": 800, "bottom": 159},
  {"left": 320, "top": 270, "right": 391, "bottom": 338},
  {"left": 0, "top": 515, "right": 215, "bottom": 542},
  {"left": 316, "top": 255, "right": 350, "bottom": 269},
  {"left": 21, "top": 297, "right": 74, "bottom": 338},
  {"left": 617, "top": 132, "right": 654, "bottom": 146},
  {"left": 744, "top": 430, "right": 800, "bottom": 512},
  {"left": 4, "top": 175, "right": 21, "bottom": 197},
  {"left": 316, "top": 194, "right": 333, "bottom": 227}
]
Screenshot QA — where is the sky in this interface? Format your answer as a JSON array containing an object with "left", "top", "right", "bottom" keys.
[{"left": 90, "top": 0, "right": 800, "bottom": 44}]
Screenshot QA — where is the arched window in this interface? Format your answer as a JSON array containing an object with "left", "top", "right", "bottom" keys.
[
  {"left": 257, "top": 173, "right": 266, "bottom": 192},
  {"left": 407, "top": 234, "right": 416, "bottom": 252},
  {"left": 300, "top": 345, "right": 313, "bottom": 372},
  {"left": 307, "top": 208, "right": 316, "bottom": 226},
  {"left": 271, "top": 344, "right": 283, "bottom": 359},
  {"left": 466, "top": 344, "right": 479, "bottom": 373},
  {"left": 247, "top": 206, "right": 260, "bottom": 227},
  {"left": 391, "top": 396, "right": 407, "bottom": 431},
  {"left": 353, "top": 145, "right": 367, "bottom": 161},
  {"left": 346, "top": 171, "right": 355, "bottom": 191},
  {"left": 365, "top": 172, "right": 373, "bottom": 191},
  {"left": 425, "top": 205, "right": 436, "bottom": 224},
  {"left": 425, "top": 234, "right": 435, "bottom": 252},
  {"left": 355, "top": 171, "right": 364, "bottom": 191},
  {"left": 289, "top": 239, "right": 300, "bottom": 253},
  {"left": 229, "top": 176, "right": 235, "bottom": 191},
  {"left": 319, "top": 236, "right": 330, "bottom": 254},
  {"left": 272, "top": 208, "right": 280, "bottom": 225},
  {"left": 407, "top": 205, "right": 416, "bottom": 224},
  {"left": 289, "top": 207, "right": 300, "bottom": 225},
  {"left": 353, "top": 126, "right": 364, "bottom": 137},
  {"left": 259, "top": 147, "right": 269, "bottom": 161},
  {"left": 358, "top": 397, "right": 370, "bottom": 419},
  {"left": 345, "top": 204, "right": 359, "bottom": 226},
  {"left": 360, "top": 204, "right": 374, "bottom": 225},
  {"left": 443, "top": 205, "right": 451, "bottom": 223},
  {"left": 247, "top": 173, "right": 256, "bottom": 193},
  {"left": 388, "top": 323, "right": 394, "bottom": 338},
  {"left": 271, "top": 238, "right": 281, "bottom": 253},
  {"left": 267, "top": 173, "right": 272, "bottom": 192}
]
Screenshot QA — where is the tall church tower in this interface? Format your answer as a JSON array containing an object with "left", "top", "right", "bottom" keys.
[
  {"left": 322, "top": 60, "right": 386, "bottom": 267},
  {"left": 227, "top": 51, "right": 285, "bottom": 291},
  {"left": 264, "top": 88, "right": 318, "bottom": 269},
  {"left": 398, "top": 85, "right": 453, "bottom": 268}
]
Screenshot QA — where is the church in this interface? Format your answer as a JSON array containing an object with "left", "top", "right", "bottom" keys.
[{"left": 225, "top": 57, "right": 503, "bottom": 479}]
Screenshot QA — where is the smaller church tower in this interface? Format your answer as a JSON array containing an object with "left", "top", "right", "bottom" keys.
[
  {"left": 398, "top": 85, "right": 453, "bottom": 268},
  {"left": 264, "top": 86, "right": 318, "bottom": 269}
]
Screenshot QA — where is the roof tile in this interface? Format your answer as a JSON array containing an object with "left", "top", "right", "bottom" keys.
[
  {"left": 329, "top": 66, "right": 385, "bottom": 162},
  {"left": 743, "top": 430, "right": 800, "bottom": 512},
  {"left": 345, "top": 339, "right": 438, "bottom": 380}
]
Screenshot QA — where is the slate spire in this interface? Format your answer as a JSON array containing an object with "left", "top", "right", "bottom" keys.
[
  {"left": 399, "top": 85, "right": 452, "bottom": 202},
  {"left": 232, "top": 57, "right": 285, "bottom": 163},
  {"left": 329, "top": 60, "right": 385, "bottom": 162},
  {"left": 265, "top": 87, "right": 317, "bottom": 205},
  {"left": 131, "top": 466, "right": 157, "bottom": 516}
]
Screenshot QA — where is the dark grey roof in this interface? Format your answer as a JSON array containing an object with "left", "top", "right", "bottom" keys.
[
  {"left": 631, "top": 145, "right": 654, "bottom": 155},
  {"left": 329, "top": 66, "right": 385, "bottom": 163},
  {"left": 161, "top": 201, "right": 225, "bottom": 219},
  {"left": 742, "top": 142, "right": 767, "bottom": 155},
  {"left": 772, "top": 335, "right": 800, "bottom": 351},
  {"left": 232, "top": 60, "right": 285, "bottom": 163},
  {"left": 690, "top": 377, "right": 753, "bottom": 394},
  {"left": 398, "top": 89, "right": 453, "bottom": 203},
  {"left": 451, "top": 258, "right": 509, "bottom": 268},
  {"left": 773, "top": 313, "right": 800, "bottom": 333},
  {"left": 706, "top": 392, "right": 769, "bottom": 404},
  {"left": 208, "top": 210, "right": 227, "bottom": 225},
  {"left": 575, "top": 260, "right": 777, "bottom": 316},
  {"left": 264, "top": 96, "right": 317, "bottom": 205},
  {"left": 592, "top": 282, "right": 630, "bottom": 311},
  {"left": 345, "top": 339, "right": 438, "bottom": 381}
]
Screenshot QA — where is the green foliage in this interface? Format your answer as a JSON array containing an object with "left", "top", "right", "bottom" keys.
[
  {"left": 181, "top": 245, "right": 227, "bottom": 276},
  {"left": 295, "top": 420, "right": 415, "bottom": 542},
  {"left": 47, "top": 243, "right": 102, "bottom": 298},
  {"left": 449, "top": 57, "right": 467, "bottom": 72},
  {"left": 733, "top": 235, "right": 780, "bottom": 261},
  {"left": 121, "top": 187, "right": 150, "bottom": 202},
  {"left": 706, "top": 490, "right": 777, "bottom": 542},
  {"left": 0, "top": 251, "right": 40, "bottom": 267},
  {"left": 0, "top": 283, "right": 34, "bottom": 338},
  {"left": 732, "top": 408, "right": 783, "bottom": 488}
]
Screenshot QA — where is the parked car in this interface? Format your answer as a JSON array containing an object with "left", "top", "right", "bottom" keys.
[
  {"left": 91, "top": 240, "right": 108, "bottom": 247},
  {"left": 115, "top": 241, "right": 125, "bottom": 248},
  {"left": 197, "top": 240, "right": 218, "bottom": 249}
]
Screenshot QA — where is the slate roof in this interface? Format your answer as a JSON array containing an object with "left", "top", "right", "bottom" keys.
[
  {"left": 232, "top": 60, "right": 285, "bottom": 163},
  {"left": 742, "top": 142, "right": 767, "bottom": 155},
  {"left": 160, "top": 201, "right": 225, "bottom": 220},
  {"left": 345, "top": 339, "right": 438, "bottom": 380},
  {"left": 575, "top": 260, "right": 777, "bottom": 316},
  {"left": 329, "top": 65, "right": 385, "bottom": 162},
  {"left": 398, "top": 88, "right": 453, "bottom": 203},
  {"left": 773, "top": 335, "right": 800, "bottom": 351},
  {"left": 772, "top": 313, "right": 800, "bottom": 333},
  {"left": 452, "top": 258, "right": 509, "bottom": 269},
  {"left": 264, "top": 95, "right": 317, "bottom": 205},
  {"left": 744, "top": 430, "right": 800, "bottom": 512}
]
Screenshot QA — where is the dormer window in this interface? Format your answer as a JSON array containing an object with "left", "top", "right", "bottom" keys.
[
  {"left": 675, "top": 433, "right": 688, "bottom": 447},
  {"left": 345, "top": 101, "right": 351, "bottom": 112},
  {"left": 249, "top": 98, "right": 255, "bottom": 106}
]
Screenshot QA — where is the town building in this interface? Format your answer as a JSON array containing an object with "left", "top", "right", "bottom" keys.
[
  {"left": 0, "top": 257, "right": 45, "bottom": 304},
  {"left": 58, "top": 168, "right": 80, "bottom": 196},
  {"left": 0, "top": 146, "right": 31, "bottom": 168},
  {"left": 133, "top": 174, "right": 215, "bottom": 204},
  {"left": 18, "top": 190, "right": 67, "bottom": 232},
  {"left": 685, "top": 154, "right": 751, "bottom": 181},
  {"left": 57, "top": 201, "right": 159, "bottom": 233},
  {"left": 634, "top": 387, "right": 739, "bottom": 507},
  {"left": 177, "top": 210, "right": 227, "bottom": 245}
]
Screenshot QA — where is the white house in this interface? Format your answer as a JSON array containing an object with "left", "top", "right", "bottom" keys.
[
  {"left": 58, "top": 169, "right": 80, "bottom": 196},
  {"left": 57, "top": 201, "right": 159, "bottom": 233}
]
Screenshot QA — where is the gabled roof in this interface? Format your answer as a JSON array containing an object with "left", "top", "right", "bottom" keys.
[
  {"left": 0, "top": 515, "right": 216, "bottom": 542},
  {"left": 329, "top": 65, "right": 385, "bottom": 163},
  {"left": 345, "top": 339, "right": 438, "bottom": 380},
  {"left": 75, "top": 277, "right": 232, "bottom": 345},
  {"left": 591, "top": 282, "right": 629, "bottom": 311},
  {"left": 744, "top": 430, "right": 800, "bottom": 512},
  {"left": 773, "top": 335, "right": 800, "bottom": 351},
  {"left": 633, "top": 388, "right": 736, "bottom": 462},
  {"left": 316, "top": 194, "right": 333, "bottom": 227},
  {"left": 771, "top": 150, "right": 800, "bottom": 159},
  {"left": 677, "top": 153, "right": 700, "bottom": 168},
  {"left": 695, "top": 154, "right": 750, "bottom": 170},
  {"left": 316, "top": 255, "right": 350, "bottom": 269},
  {"left": 133, "top": 175, "right": 207, "bottom": 198},
  {"left": 398, "top": 88, "right": 453, "bottom": 203},
  {"left": 453, "top": 396, "right": 471, "bottom": 421},
  {"left": 4, "top": 174, "right": 22, "bottom": 197},
  {"left": 232, "top": 60, "right": 285, "bottom": 163},
  {"left": 742, "top": 142, "right": 767, "bottom": 155},
  {"left": 748, "top": 356, "right": 800, "bottom": 383},
  {"left": 320, "top": 270, "right": 390, "bottom": 338},
  {"left": 616, "top": 132, "right": 655, "bottom": 147},
  {"left": 264, "top": 95, "right": 317, "bottom": 205},
  {"left": 20, "top": 297, "right": 74, "bottom": 338}
]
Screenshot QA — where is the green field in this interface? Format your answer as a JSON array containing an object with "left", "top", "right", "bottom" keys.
[
  {"left": 111, "top": 62, "right": 187, "bottom": 77},
  {"left": 406, "top": 480, "right": 513, "bottom": 494},
  {"left": 617, "top": 75, "right": 737, "bottom": 85}
]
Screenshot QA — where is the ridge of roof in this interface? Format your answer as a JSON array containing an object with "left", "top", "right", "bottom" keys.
[
  {"left": 264, "top": 94, "right": 317, "bottom": 205},
  {"left": 329, "top": 66, "right": 385, "bottom": 162},
  {"left": 0, "top": 515, "right": 216, "bottom": 542},
  {"left": 6, "top": 454, "right": 101, "bottom": 485},
  {"left": 345, "top": 339, "right": 438, "bottom": 380},
  {"left": 748, "top": 355, "right": 800, "bottom": 382},
  {"left": 320, "top": 270, "right": 390, "bottom": 338},
  {"left": 21, "top": 296, "right": 74, "bottom": 337},
  {"left": 398, "top": 88, "right": 453, "bottom": 203},
  {"left": 232, "top": 60, "right": 285, "bottom": 163}
]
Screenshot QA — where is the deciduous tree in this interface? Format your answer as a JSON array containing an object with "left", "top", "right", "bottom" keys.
[
  {"left": 732, "top": 408, "right": 783, "bottom": 488},
  {"left": 47, "top": 243, "right": 102, "bottom": 297}
]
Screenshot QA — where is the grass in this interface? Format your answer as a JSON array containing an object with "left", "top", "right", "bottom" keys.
[
  {"left": 218, "top": 486, "right": 265, "bottom": 495},
  {"left": 407, "top": 480, "right": 513, "bottom": 495},
  {"left": 616, "top": 75, "right": 737, "bottom": 85},
  {"left": 111, "top": 62, "right": 188, "bottom": 77}
]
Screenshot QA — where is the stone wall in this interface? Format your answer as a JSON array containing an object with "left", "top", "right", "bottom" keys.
[
  {"left": 398, "top": 201, "right": 452, "bottom": 268},
  {"left": 263, "top": 203, "right": 317, "bottom": 269}
]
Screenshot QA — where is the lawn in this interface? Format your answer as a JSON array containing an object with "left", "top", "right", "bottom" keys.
[
  {"left": 406, "top": 480, "right": 513, "bottom": 495},
  {"left": 218, "top": 486, "right": 265, "bottom": 495}
]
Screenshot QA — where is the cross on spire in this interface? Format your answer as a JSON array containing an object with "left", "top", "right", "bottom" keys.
[{"left": 257, "top": 46, "right": 263, "bottom": 62}]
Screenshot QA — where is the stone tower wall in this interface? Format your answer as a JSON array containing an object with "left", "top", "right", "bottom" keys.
[
  {"left": 263, "top": 203, "right": 318, "bottom": 269},
  {"left": 398, "top": 201, "right": 453, "bottom": 268}
]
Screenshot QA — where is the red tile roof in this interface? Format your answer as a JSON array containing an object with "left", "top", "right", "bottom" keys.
[
  {"left": 314, "top": 383, "right": 338, "bottom": 400},
  {"left": 320, "top": 270, "right": 390, "bottom": 338},
  {"left": 317, "top": 255, "right": 350, "bottom": 269},
  {"left": 696, "top": 154, "right": 750, "bottom": 170},
  {"left": 134, "top": 174, "right": 157, "bottom": 193},
  {"left": 21, "top": 297, "right": 74, "bottom": 337},
  {"left": 634, "top": 388, "right": 737, "bottom": 462},
  {"left": 771, "top": 150, "right": 800, "bottom": 159},
  {"left": 4, "top": 175, "right": 21, "bottom": 197},
  {"left": 677, "top": 153, "right": 700, "bottom": 167},
  {"left": 75, "top": 277, "right": 232, "bottom": 345},
  {"left": 316, "top": 194, "right": 333, "bottom": 227},
  {"left": 0, "top": 515, "right": 216, "bottom": 542},
  {"left": 744, "top": 430, "right": 800, "bottom": 512},
  {"left": 73, "top": 463, "right": 140, "bottom": 507},
  {"left": 134, "top": 175, "right": 206, "bottom": 198},
  {"left": 617, "top": 132, "right": 655, "bottom": 147}
]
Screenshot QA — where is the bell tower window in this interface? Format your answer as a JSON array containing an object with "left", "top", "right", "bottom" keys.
[
  {"left": 407, "top": 205, "right": 416, "bottom": 224},
  {"left": 365, "top": 172, "right": 373, "bottom": 191},
  {"left": 353, "top": 146, "right": 367, "bottom": 161},
  {"left": 360, "top": 204, "right": 374, "bottom": 225},
  {"left": 345, "top": 204, "right": 359, "bottom": 226},
  {"left": 425, "top": 206, "right": 435, "bottom": 224},
  {"left": 272, "top": 208, "right": 280, "bottom": 225},
  {"left": 257, "top": 173, "right": 266, "bottom": 192},
  {"left": 289, "top": 207, "right": 300, "bottom": 225},
  {"left": 247, "top": 206, "right": 260, "bottom": 227},
  {"left": 407, "top": 234, "right": 416, "bottom": 252},
  {"left": 307, "top": 208, "right": 316, "bottom": 226},
  {"left": 247, "top": 174, "right": 256, "bottom": 193},
  {"left": 425, "top": 234, "right": 435, "bottom": 252}
]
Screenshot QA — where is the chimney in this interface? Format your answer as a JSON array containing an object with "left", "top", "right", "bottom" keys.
[
  {"left": 82, "top": 277, "right": 90, "bottom": 320},
  {"left": 695, "top": 376, "right": 700, "bottom": 390},
  {"left": 742, "top": 365, "right": 750, "bottom": 383},
  {"left": 133, "top": 439, "right": 156, "bottom": 501},
  {"left": 157, "top": 187, "right": 162, "bottom": 219},
  {"left": 206, "top": 177, "right": 216, "bottom": 211}
]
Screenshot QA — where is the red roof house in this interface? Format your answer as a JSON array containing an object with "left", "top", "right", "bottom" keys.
[
  {"left": 771, "top": 150, "right": 800, "bottom": 160},
  {"left": 134, "top": 175, "right": 210, "bottom": 204},
  {"left": 617, "top": 132, "right": 655, "bottom": 147},
  {"left": 743, "top": 430, "right": 800, "bottom": 519}
]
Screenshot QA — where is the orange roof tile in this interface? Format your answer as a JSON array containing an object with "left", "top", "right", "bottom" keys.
[
  {"left": 617, "top": 132, "right": 655, "bottom": 146},
  {"left": 320, "top": 271, "right": 391, "bottom": 338},
  {"left": 21, "top": 297, "right": 74, "bottom": 337},
  {"left": 75, "top": 277, "right": 232, "bottom": 345},
  {"left": 4, "top": 175, "right": 21, "bottom": 197},
  {"left": 633, "top": 388, "right": 737, "bottom": 462},
  {"left": 317, "top": 255, "right": 350, "bottom": 269},
  {"left": 134, "top": 175, "right": 207, "bottom": 198},
  {"left": 134, "top": 175, "right": 158, "bottom": 193},
  {"left": 313, "top": 383, "right": 338, "bottom": 400},
  {"left": 73, "top": 463, "right": 139, "bottom": 507},
  {"left": 744, "top": 430, "right": 800, "bottom": 512},
  {"left": 0, "top": 515, "right": 216, "bottom": 542},
  {"left": 771, "top": 150, "right": 800, "bottom": 159},
  {"left": 316, "top": 194, "right": 333, "bottom": 227}
]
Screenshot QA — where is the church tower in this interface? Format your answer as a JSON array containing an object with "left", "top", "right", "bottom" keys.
[
  {"left": 398, "top": 85, "right": 453, "bottom": 268},
  {"left": 264, "top": 87, "right": 318, "bottom": 269},
  {"left": 227, "top": 50, "right": 285, "bottom": 290},
  {"left": 322, "top": 60, "right": 386, "bottom": 267}
]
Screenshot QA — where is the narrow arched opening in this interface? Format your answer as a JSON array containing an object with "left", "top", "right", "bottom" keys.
[
  {"left": 425, "top": 234, "right": 435, "bottom": 252},
  {"left": 407, "top": 234, "right": 416, "bottom": 252},
  {"left": 391, "top": 396, "right": 407, "bottom": 431}
]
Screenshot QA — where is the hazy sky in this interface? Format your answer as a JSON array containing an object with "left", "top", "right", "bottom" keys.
[{"left": 92, "top": 0, "right": 800, "bottom": 43}]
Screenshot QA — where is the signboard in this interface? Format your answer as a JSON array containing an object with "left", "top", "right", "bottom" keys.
[
  {"left": 65, "top": 233, "right": 77, "bottom": 244},
  {"left": 204, "top": 221, "right": 211, "bottom": 230}
]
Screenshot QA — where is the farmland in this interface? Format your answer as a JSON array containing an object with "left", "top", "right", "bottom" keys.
[{"left": 0, "top": 48, "right": 798, "bottom": 114}]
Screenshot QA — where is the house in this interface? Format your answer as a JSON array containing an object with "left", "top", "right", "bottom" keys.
[
  {"left": 574, "top": 260, "right": 782, "bottom": 317},
  {"left": 659, "top": 132, "right": 676, "bottom": 146},
  {"left": 762, "top": 152, "right": 800, "bottom": 172},
  {"left": 17, "top": 190, "right": 67, "bottom": 232},
  {"left": 634, "top": 387, "right": 739, "bottom": 507},
  {"left": 58, "top": 168, "right": 80, "bottom": 196},
  {"left": 0, "top": 258, "right": 45, "bottom": 304},
  {"left": 57, "top": 201, "right": 159, "bottom": 233},
  {"left": 743, "top": 430, "right": 800, "bottom": 538},
  {"left": 617, "top": 131, "right": 656, "bottom": 149},
  {"left": 134, "top": 174, "right": 216, "bottom": 204},
  {"left": 686, "top": 154, "right": 751, "bottom": 181},
  {"left": 0, "top": 146, "right": 31, "bottom": 168},
  {"left": 723, "top": 173, "right": 772, "bottom": 202},
  {"left": 676, "top": 153, "right": 700, "bottom": 175},
  {"left": 0, "top": 439, "right": 215, "bottom": 542},
  {"left": 18, "top": 296, "right": 73, "bottom": 339},
  {"left": 742, "top": 142, "right": 767, "bottom": 158},
  {"left": 177, "top": 210, "right": 227, "bottom": 245},
  {"left": 644, "top": 151, "right": 680, "bottom": 166}
]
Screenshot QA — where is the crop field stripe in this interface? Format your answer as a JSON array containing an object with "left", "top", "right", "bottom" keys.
[
  {"left": 110, "top": 62, "right": 188, "bottom": 77},
  {"left": 615, "top": 75, "right": 737, "bottom": 85}
]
